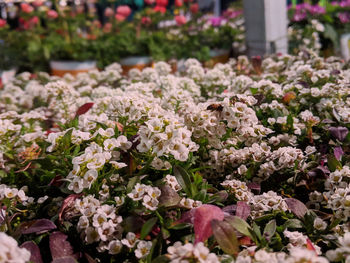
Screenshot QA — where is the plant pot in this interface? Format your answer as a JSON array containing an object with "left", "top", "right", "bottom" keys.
[
  {"left": 204, "top": 49, "right": 231, "bottom": 68},
  {"left": 0, "top": 68, "right": 17, "bottom": 88},
  {"left": 50, "top": 61, "right": 97, "bottom": 77},
  {"left": 120, "top": 56, "right": 152, "bottom": 75}
]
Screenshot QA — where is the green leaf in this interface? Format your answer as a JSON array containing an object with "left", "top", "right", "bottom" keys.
[
  {"left": 283, "top": 219, "right": 304, "bottom": 230},
  {"left": 211, "top": 219, "right": 239, "bottom": 255},
  {"left": 140, "top": 217, "right": 158, "bottom": 240},
  {"left": 225, "top": 216, "right": 252, "bottom": 238},
  {"left": 252, "top": 222, "right": 262, "bottom": 241},
  {"left": 263, "top": 220, "right": 276, "bottom": 241},
  {"left": 327, "top": 154, "right": 342, "bottom": 172},
  {"left": 173, "top": 165, "right": 193, "bottom": 197},
  {"left": 126, "top": 176, "right": 139, "bottom": 193},
  {"left": 323, "top": 23, "right": 339, "bottom": 49},
  {"left": 61, "top": 129, "right": 73, "bottom": 148},
  {"left": 168, "top": 223, "right": 191, "bottom": 230}
]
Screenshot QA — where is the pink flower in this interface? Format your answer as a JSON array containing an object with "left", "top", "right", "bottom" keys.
[
  {"left": 0, "top": 19, "right": 6, "bottom": 28},
  {"left": 93, "top": 20, "right": 101, "bottom": 28},
  {"left": 154, "top": 5, "right": 166, "bottom": 13},
  {"left": 175, "top": 15, "right": 186, "bottom": 25},
  {"left": 103, "top": 22, "right": 112, "bottom": 33},
  {"left": 115, "top": 14, "right": 126, "bottom": 22},
  {"left": 116, "top": 5, "right": 131, "bottom": 17},
  {"left": 141, "top": 16, "right": 152, "bottom": 25},
  {"left": 29, "top": 16, "right": 39, "bottom": 26},
  {"left": 32, "top": 0, "right": 44, "bottom": 7},
  {"left": 156, "top": 0, "right": 168, "bottom": 6},
  {"left": 47, "top": 10, "right": 58, "bottom": 19},
  {"left": 104, "top": 7, "right": 114, "bottom": 17},
  {"left": 21, "top": 3, "right": 34, "bottom": 13},
  {"left": 145, "top": 0, "right": 155, "bottom": 4},
  {"left": 175, "top": 0, "right": 183, "bottom": 7}
]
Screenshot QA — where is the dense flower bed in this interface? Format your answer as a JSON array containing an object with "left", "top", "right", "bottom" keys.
[{"left": 0, "top": 51, "right": 350, "bottom": 262}]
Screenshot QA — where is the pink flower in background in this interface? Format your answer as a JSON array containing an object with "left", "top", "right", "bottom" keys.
[
  {"left": 154, "top": 5, "right": 166, "bottom": 13},
  {"left": 0, "top": 19, "right": 6, "bottom": 28},
  {"left": 47, "top": 10, "right": 58, "bottom": 19},
  {"left": 175, "top": 15, "right": 186, "bottom": 26},
  {"left": 156, "top": 0, "right": 168, "bottom": 7},
  {"left": 29, "top": 16, "right": 39, "bottom": 26},
  {"left": 103, "top": 22, "right": 112, "bottom": 33},
  {"left": 116, "top": 5, "right": 131, "bottom": 18},
  {"left": 141, "top": 16, "right": 152, "bottom": 25},
  {"left": 292, "top": 11, "right": 307, "bottom": 21},
  {"left": 104, "top": 7, "right": 114, "bottom": 17},
  {"left": 338, "top": 12, "right": 350, "bottom": 23},
  {"left": 175, "top": 0, "right": 183, "bottom": 7},
  {"left": 32, "top": 0, "right": 44, "bottom": 7},
  {"left": 115, "top": 14, "right": 126, "bottom": 22},
  {"left": 144, "top": 0, "right": 155, "bottom": 5},
  {"left": 93, "top": 20, "right": 102, "bottom": 28},
  {"left": 209, "top": 16, "right": 223, "bottom": 27},
  {"left": 21, "top": 3, "right": 34, "bottom": 13}
]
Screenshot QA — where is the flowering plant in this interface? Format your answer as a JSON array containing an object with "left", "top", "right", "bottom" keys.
[{"left": 0, "top": 50, "right": 350, "bottom": 262}]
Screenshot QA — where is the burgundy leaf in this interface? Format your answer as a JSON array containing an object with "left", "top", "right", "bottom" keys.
[
  {"left": 21, "top": 219, "right": 57, "bottom": 234},
  {"left": 285, "top": 198, "right": 308, "bottom": 219},
  {"left": 49, "top": 175, "right": 64, "bottom": 187},
  {"left": 59, "top": 194, "right": 82, "bottom": 223},
  {"left": 306, "top": 239, "right": 316, "bottom": 252},
  {"left": 50, "top": 232, "right": 74, "bottom": 260},
  {"left": 20, "top": 241, "right": 43, "bottom": 263},
  {"left": 194, "top": 204, "right": 225, "bottom": 244},
  {"left": 247, "top": 182, "right": 261, "bottom": 194},
  {"left": 75, "top": 103, "right": 94, "bottom": 118},
  {"left": 329, "top": 127, "right": 348, "bottom": 141},
  {"left": 334, "top": 146, "right": 344, "bottom": 161},
  {"left": 51, "top": 256, "right": 77, "bottom": 263},
  {"left": 235, "top": 202, "right": 251, "bottom": 220}
]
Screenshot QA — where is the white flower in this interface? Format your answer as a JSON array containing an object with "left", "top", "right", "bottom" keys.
[
  {"left": 37, "top": 195, "right": 49, "bottom": 204},
  {"left": 85, "top": 227, "right": 100, "bottom": 244},
  {"left": 108, "top": 240, "right": 122, "bottom": 255},
  {"left": 313, "top": 218, "right": 327, "bottom": 231},
  {"left": 142, "top": 195, "right": 159, "bottom": 211},
  {"left": 135, "top": 240, "right": 152, "bottom": 259},
  {"left": 0, "top": 232, "right": 31, "bottom": 263},
  {"left": 121, "top": 232, "right": 138, "bottom": 248}
]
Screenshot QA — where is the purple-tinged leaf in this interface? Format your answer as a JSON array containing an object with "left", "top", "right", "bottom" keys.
[
  {"left": 176, "top": 209, "right": 196, "bottom": 225},
  {"left": 285, "top": 198, "right": 308, "bottom": 218},
  {"left": 222, "top": 205, "right": 237, "bottom": 215},
  {"left": 334, "top": 146, "right": 344, "bottom": 161},
  {"left": 59, "top": 194, "right": 82, "bottom": 223},
  {"left": 194, "top": 204, "right": 225, "bottom": 244},
  {"left": 75, "top": 102, "right": 94, "bottom": 118},
  {"left": 211, "top": 219, "right": 239, "bottom": 255},
  {"left": 20, "top": 241, "right": 43, "bottom": 263},
  {"left": 247, "top": 183, "right": 261, "bottom": 194},
  {"left": 235, "top": 202, "right": 251, "bottom": 220},
  {"left": 84, "top": 253, "right": 97, "bottom": 263},
  {"left": 159, "top": 185, "right": 181, "bottom": 207},
  {"left": 315, "top": 165, "right": 330, "bottom": 175},
  {"left": 51, "top": 256, "right": 77, "bottom": 263},
  {"left": 0, "top": 208, "right": 5, "bottom": 225},
  {"left": 50, "top": 232, "right": 75, "bottom": 260},
  {"left": 21, "top": 219, "right": 57, "bottom": 234},
  {"left": 329, "top": 127, "right": 348, "bottom": 141},
  {"left": 321, "top": 119, "right": 335, "bottom": 124}
]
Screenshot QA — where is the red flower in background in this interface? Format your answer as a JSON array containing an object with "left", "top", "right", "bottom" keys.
[
  {"left": 32, "top": 0, "right": 44, "bottom": 7},
  {"left": 190, "top": 3, "right": 199, "bottom": 14},
  {"left": 47, "top": 10, "right": 58, "bottom": 19},
  {"left": 156, "top": 0, "right": 168, "bottom": 7},
  {"left": 20, "top": 3, "right": 34, "bottom": 13},
  {"left": 0, "top": 19, "right": 6, "bottom": 28},
  {"left": 175, "top": 15, "right": 186, "bottom": 25},
  {"left": 141, "top": 16, "right": 152, "bottom": 25},
  {"left": 116, "top": 5, "right": 132, "bottom": 17},
  {"left": 154, "top": 5, "right": 166, "bottom": 13},
  {"left": 175, "top": 0, "right": 183, "bottom": 7}
]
